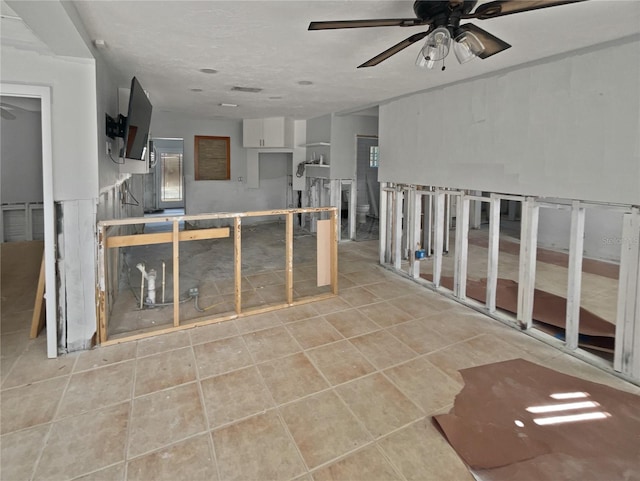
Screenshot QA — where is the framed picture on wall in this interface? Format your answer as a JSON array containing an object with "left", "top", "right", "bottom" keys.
[{"left": 194, "top": 135, "right": 230, "bottom": 180}]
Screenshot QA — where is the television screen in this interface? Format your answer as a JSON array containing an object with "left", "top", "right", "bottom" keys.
[{"left": 123, "top": 77, "right": 152, "bottom": 160}]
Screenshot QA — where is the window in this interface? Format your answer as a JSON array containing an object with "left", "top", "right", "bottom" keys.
[{"left": 369, "top": 146, "right": 379, "bottom": 168}]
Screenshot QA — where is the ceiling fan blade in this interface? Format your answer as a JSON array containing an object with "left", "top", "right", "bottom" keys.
[
  {"left": 309, "top": 18, "right": 427, "bottom": 30},
  {"left": 459, "top": 23, "right": 511, "bottom": 59},
  {"left": 357, "top": 30, "right": 431, "bottom": 68},
  {"left": 468, "top": 0, "right": 587, "bottom": 20}
]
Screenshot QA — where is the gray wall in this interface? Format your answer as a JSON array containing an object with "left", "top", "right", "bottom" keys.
[
  {"left": 0, "top": 100, "right": 43, "bottom": 203},
  {"left": 379, "top": 37, "right": 640, "bottom": 205},
  {"left": 330, "top": 114, "right": 378, "bottom": 180}
]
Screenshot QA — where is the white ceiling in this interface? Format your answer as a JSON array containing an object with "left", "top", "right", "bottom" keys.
[{"left": 6, "top": 1, "right": 640, "bottom": 120}]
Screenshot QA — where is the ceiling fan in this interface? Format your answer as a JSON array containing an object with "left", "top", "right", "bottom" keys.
[{"left": 309, "top": 0, "right": 586, "bottom": 70}]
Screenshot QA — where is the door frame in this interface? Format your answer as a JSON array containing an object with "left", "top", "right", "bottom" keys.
[
  {"left": 1, "top": 83, "right": 57, "bottom": 358},
  {"left": 153, "top": 138, "right": 185, "bottom": 210}
]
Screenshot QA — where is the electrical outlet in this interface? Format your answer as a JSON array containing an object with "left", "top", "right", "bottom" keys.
[
  {"left": 188, "top": 287, "right": 199, "bottom": 297},
  {"left": 106, "top": 141, "right": 112, "bottom": 155}
]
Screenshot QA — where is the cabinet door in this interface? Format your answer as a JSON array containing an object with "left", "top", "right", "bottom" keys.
[
  {"left": 262, "top": 117, "right": 285, "bottom": 147},
  {"left": 243, "top": 119, "right": 263, "bottom": 148}
]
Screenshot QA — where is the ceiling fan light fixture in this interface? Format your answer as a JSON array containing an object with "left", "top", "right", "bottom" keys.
[
  {"left": 415, "top": 27, "right": 450, "bottom": 69},
  {"left": 453, "top": 30, "right": 485, "bottom": 64}
]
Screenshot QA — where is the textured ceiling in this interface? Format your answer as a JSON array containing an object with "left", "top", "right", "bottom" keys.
[{"left": 9, "top": 1, "right": 640, "bottom": 120}]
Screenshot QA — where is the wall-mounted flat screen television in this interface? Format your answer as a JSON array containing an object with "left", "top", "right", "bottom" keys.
[{"left": 105, "top": 76, "right": 153, "bottom": 161}]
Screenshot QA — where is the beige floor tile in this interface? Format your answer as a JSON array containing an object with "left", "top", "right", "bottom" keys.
[
  {"left": 1, "top": 376, "right": 67, "bottom": 434},
  {"left": 287, "top": 318, "right": 343, "bottom": 349},
  {"left": 34, "top": 402, "right": 129, "bottom": 481},
  {"left": 135, "top": 347, "right": 196, "bottom": 396},
  {"left": 340, "top": 287, "right": 383, "bottom": 308},
  {"left": 361, "top": 280, "right": 414, "bottom": 301},
  {"left": 128, "top": 383, "right": 206, "bottom": 458},
  {"left": 311, "top": 444, "right": 403, "bottom": 481},
  {"left": 73, "top": 342, "right": 137, "bottom": 372},
  {"left": 276, "top": 304, "right": 320, "bottom": 323},
  {"left": 306, "top": 340, "right": 375, "bottom": 386},
  {"left": 388, "top": 294, "right": 453, "bottom": 318},
  {"left": 193, "top": 336, "right": 253, "bottom": 379},
  {"left": 257, "top": 284, "right": 289, "bottom": 305},
  {"left": 201, "top": 366, "right": 274, "bottom": 428},
  {"left": 324, "top": 309, "right": 380, "bottom": 338},
  {"left": 234, "top": 311, "right": 282, "bottom": 334},
  {"left": 1, "top": 331, "right": 31, "bottom": 359},
  {"left": 258, "top": 352, "right": 328, "bottom": 404},
  {"left": 336, "top": 374, "right": 423, "bottom": 438},
  {"left": 342, "top": 269, "right": 383, "bottom": 287},
  {"left": 387, "top": 319, "right": 454, "bottom": 354},
  {"left": 213, "top": 410, "right": 306, "bottom": 481},
  {"left": 2, "top": 347, "right": 75, "bottom": 389},
  {"left": 309, "top": 297, "right": 351, "bottom": 315},
  {"left": 378, "top": 419, "right": 474, "bottom": 481},
  {"left": 243, "top": 326, "right": 301, "bottom": 363},
  {"left": 350, "top": 331, "right": 417, "bottom": 369},
  {"left": 57, "top": 360, "right": 134, "bottom": 418},
  {"left": 127, "top": 434, "right": 218, "bottom": 481},
  {"left": 337, "top": 274, "right": 357, "bottom": 289},
  {"left": 384, "top": 358, "right": 462, "bottom": 414},
  {"left": 72, "top": 463, "right": 124, "bottom": 481},
  {"left": 189, "top": 320, "right": 238, "bottom": 346},
  {"left": 1, "top": 309, "right": 33, "bottom": 335},
  {"left": 280, "top": 390, "right": 371, "bottom": 469},
  {"left": 357, "top": 302, "right": 413, "bottom": 328},
  {"left": 0, "top": 423, "right": 49, "bottom": 481},
  {"left": 0, "top": 356, "right": 17, "bottom": 384},
  {"left": 246, "top": 271, "right": 285, "bottom": 288},
  {"left": 136, "top": 330, "right": 190, "bottom": 357},
  {"left": 417, "top": 310, "right": 494, "bottom": 344}
]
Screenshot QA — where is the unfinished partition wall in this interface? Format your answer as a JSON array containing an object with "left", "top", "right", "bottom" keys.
[
  {"left": 380, "top": 183, "right": 640, "bottom": 384},
  {"left": 97, "top": 207, "right": 338, "bottom": 344}
]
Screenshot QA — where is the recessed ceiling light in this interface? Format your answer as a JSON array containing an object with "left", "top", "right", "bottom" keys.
[
  {"left": 219, "top": 103, "right": 238, "bottom": 107},
  {"left": 190, "top": 88, "right": 203, "bottom": 92},
  {"left": 268, "top": 96, "right": 283, "bottom": 100},
  {"left": 297, "top": 80, "right": 313, "bottom": 85},
  {"left": 199, "top": 68, "right": 218, "bottom": 74},
  {"left": 231, "top": 86, "right": 263, "bottom": 93}
]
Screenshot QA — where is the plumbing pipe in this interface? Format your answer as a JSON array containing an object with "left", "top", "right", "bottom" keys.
[
  {"left": 136, "top": 263, "right": 146, "bottom": 309},
  {"left": 162, "top": 261, "right": 166, "bottom": 303},
  {"left": 146, "top": 269, "right": 157, "bottom": 306}
]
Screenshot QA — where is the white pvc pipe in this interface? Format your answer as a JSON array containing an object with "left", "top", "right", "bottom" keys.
[
  {"left": 136, "top": 263, "right": 147, "bottom": 309},
  {"left": 162, "top": 261, "right": 166, "bottom": 303},
  {"left": 147, "top": 269, "right": 157, "bottom": 306}
]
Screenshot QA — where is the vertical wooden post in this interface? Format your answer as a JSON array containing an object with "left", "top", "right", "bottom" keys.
[
  {"left": 393, "top": 188, "right": 403, "bottom": 270},
  {"left": 330, "top": 207, "right": 339, "bottom": 295},
  {"left": 98, "top": 224, "right": 107, "bottom": 343},
  {"left": 234, "top": 217, "right": 242, "bottom": 314},
  {"left": 285, "top": 212, "right": 294, "bottom": 304},
  {"left": 379, "top": 183, "right": 388, "bottom": 265},
  {"left": 614, "top": 209, "right": 640, "bottom": 377},
  {"left": 517, "top": 198, "right": 539, "bottom": 330},
  {"left": 454, "top": 195, "right": 470, "bottom": 300},
  {"left": 433, "top": 190, "right": 445, "bottom": 288},
  {"left": 486, "top": 196, "right": 500, "bottom": 313},
  {"left": 173, "top": 219, "right": 180, "bottom": 327},
  {"left": 565, "top": 202, "right": 586, "bottom": 350}
]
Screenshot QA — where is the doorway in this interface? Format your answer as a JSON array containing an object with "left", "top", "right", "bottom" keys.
[
  {"left": 145, "top": 138, "right": 185, "bottom": 213},
  {"left": 355, "top": 135, "right": 379, "bottom": 240},
  {"left": 0, "top": 84, "right": 57, "bottom": 358}
]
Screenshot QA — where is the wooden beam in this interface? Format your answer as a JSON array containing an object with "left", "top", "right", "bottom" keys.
[
  {"left": 30, "top": 254, "right": 46, "bottom": 339},
  {"left": 105, "top": 227, "right": 230, "bottom": 248},
  {"left": 173, "top": 220, "right": 180, "bottom": 327},
  {"left": 234, "top": 217, "right": 242, "bottom": 314},
  {"left": 565, "top": 202, "right": 586, "bottom": 350},
  {"left": 98, "top": 225, "right": 108, "bottom": 343},
  {"left": 286, "top": 212, "right": 293, "bottom": 304},
  {"left": 486, "top": 196, "right": 500, "bottom": 313}
]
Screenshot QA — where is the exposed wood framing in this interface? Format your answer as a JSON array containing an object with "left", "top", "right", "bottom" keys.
[
  {"left": 286, "top": 213, "right": 293, "bottom": 304},
  {"left": 614, "top": 209, "right": 640, "bottom": 377},
  {"left": 454, "top": 195, "right": 470, "bottom": 300},
  {"left": 30, "top": 254, "right": 46, "bottom": 339},
  {"left": 97, "top": 207, "right": 339, "bottom": 344},
  {"left": 517, "top": 198, "right": 539, "bottom": 330},
  {"left": 317, "top": 219, "right": 331, "bottom": 287},
  {"left": 565, "top": 202, "right": 586, "bottom": 350},
  {"left": 432, "top": 190, "right": 446, "bottom": 288},
  {"left": 486, "top": 195, "right": 501, "bottom": 313}
]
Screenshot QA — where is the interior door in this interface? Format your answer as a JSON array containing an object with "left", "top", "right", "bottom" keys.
[{"left": 154, "top": 138, "right": 184, "bottom": 210}]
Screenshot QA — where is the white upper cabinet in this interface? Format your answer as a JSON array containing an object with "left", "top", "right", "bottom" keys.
[{"left": 243, "top": 117, "right": 293, "bottom": 148}]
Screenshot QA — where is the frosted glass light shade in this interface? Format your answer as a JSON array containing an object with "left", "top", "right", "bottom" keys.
[
  {"left": 416, "top": 27, "right": 451, "bottom": 68},
  {"left": 453, "top": 31, "right": 485, "bottom": 64}
]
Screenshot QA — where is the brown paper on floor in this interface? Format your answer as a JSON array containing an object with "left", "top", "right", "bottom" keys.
[
  {"left": 434, "top": 359, "right": 640, "bottom": 481},
  {"left": 422, "top": 275, "right": 615, "bottom": 351}
]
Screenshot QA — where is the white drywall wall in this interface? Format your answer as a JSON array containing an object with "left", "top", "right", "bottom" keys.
[
  {"left": 330, "top": 114, "right": 378, "bottom": 180},
  {"left": 1, "top": 46, "right": 99, "bottom": 201},
  {"left": 537, "top": 206, "right": 624, "bottom": 263},
  {"left": 305, "top": 114, "right": 331, "bottom": 167},
  {"left": 379, "top": 37, "right": 640, "bottom": 205},
  {"left": 0, "top": 103, "right": 43, "bottom": 203}
]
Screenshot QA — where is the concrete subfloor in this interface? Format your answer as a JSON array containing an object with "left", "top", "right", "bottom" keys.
[{"left": 2, "top": 232, "right": 638, "bottom": 481}]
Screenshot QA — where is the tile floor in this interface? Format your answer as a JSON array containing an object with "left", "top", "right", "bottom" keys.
[{"left": 2, "top": 241, "right": 639, "bottom": 481}]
